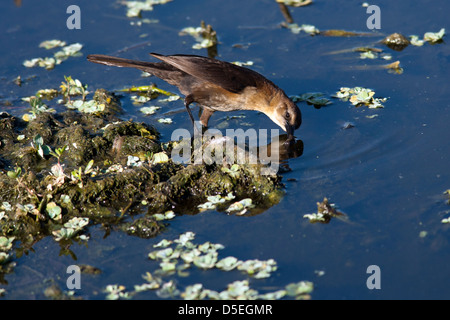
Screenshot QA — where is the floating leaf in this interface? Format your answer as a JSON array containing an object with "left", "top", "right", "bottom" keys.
[
  {"left": 423, "top": 28, "right": 445, "bottom": 43},
  {"left": 285, "top": 281, "right": 314, "bottom": 299},
  {"left": 140, "top": 106, "right": 161, "bottom": 115},
  {"left": 216, "top": 256, "right": 240, "bottom": 271},
  {"left": 158, "top": 118, "right": 172, "bottom": 124},
  {"left": 39, "top": 39, "right": 67, "bottom": 49}
]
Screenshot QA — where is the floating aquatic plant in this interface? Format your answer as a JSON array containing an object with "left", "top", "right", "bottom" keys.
[
  {"left": 52, "top": 217, "right": 89, "bottom": 241},
  {"left": 23, "top": 41, "right": 83, "bottom": 70},
  {"left": 335, "top": 87, "right": 387, "bottom": 109},
  {"left": 285, "top": 23, "right": 319, "bottom": 35},
  {"left": 121, "top": 0, "right": 172, "bottom": 18},
  {"left": 423, "top": 28, "right": 445, "bottom": 43},
  {"left": 179, "top": 21, "right": 218, "bottom": 50},
  {"left": 197, "top": 192, "right": 236, "bottom": 211},
  {"left": 108, "top": 231, "right": 313, "bottom": 300},
  {"left": 157, "top": 118, "right": 172, "bottom": 124}
]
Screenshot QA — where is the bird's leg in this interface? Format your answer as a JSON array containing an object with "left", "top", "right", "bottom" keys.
[
  {"left": 199, "top": 108, "right": 214, "bottom": 128},
  {"left": 199, "top": 108, "right": 214, "bottom": 135},
  {"left": 184, "top": 94, "right": 196, "bottom": 126},
  {"left": 184, "top": 94, "right": 201, "bottom": 136}
]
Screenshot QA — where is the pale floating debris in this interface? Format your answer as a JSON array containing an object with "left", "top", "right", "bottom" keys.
[
  {"left": 237, "top": 259, "right": 277, "bottom": 279},
  {"left": 156, "top": 280, "right": 179, "bottom": 298},
  {"left": 219, "top": 280, "right": 258, "bottom": 300},
  {"left": 23, "top": 41, "right": 83, "bottom": 70},
  {"left": 179, "top": 21, "right": 217, "bottom": 50},
  {"left": 409, "top": 35, "right": 425, "bottom": 47},
  {"left": 285, "top": 281, "right": 314, "bottom": 299},
  {"left": 153, "top": 210, "right": 176, "bottom": 221},
  {"left": 360, "top": 51, "right": 378, "bottom": 59},
  {"left": 215, "top": 256, "right": 241, "bottom": 271},
  {"left": 193, "top": 251, "right": 218, "bottom": 269},
  {"left": 335, "top": 87, "right": 387, "bottom": 109},
  {"left": 409, "top": 28, "right": 445, "bottom": 46},
  {"left": 153, "top": 239, "right": 173, "bottom": 248},
  {"left": 423, "top": 28, "right": 445, "bottom": 43},
  {"left": 133, "top": 95, "right": 152, "bottom": 104},
  {"left": 39, "top": 39, "right": 67, "bottom": 49},
  {"left": 122, "top": 0, "right": 173, "bottom": 18},
  {"left": 226, "top": 198, "right": 254, "bottom": 215},
  {"left": 174, "top": 231, "right": 195, "bottom": 246},
  {"left": 104, "top": 284, "right": 130, "bottom": 300},
  {"left": 140, "top": 105, "right": 160, "bottom": 114},
  {"left": 286, "top": 23, "right": 319, "bottom": 35},
  {"left": 197, "top": 192, "right": 236, "bottom": 211},
  {"left": 158, "top": 94, "right": 180, "bottom": 102},
  {"left": 158, "top": 117, "right": 172, "bottom": 124}
]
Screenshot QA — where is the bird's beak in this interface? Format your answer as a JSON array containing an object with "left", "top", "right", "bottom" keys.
[{"left": 285, "top": 123, "right": 296, "bottom": 144}]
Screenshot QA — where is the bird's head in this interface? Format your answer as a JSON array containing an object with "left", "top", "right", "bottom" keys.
[{"left": 268, "top": 97, "right": 302, "bottom": 140}]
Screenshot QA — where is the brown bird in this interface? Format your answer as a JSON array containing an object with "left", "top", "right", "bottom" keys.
[{"left": 87, "top": 53, "right": 301, "bottom": 139}]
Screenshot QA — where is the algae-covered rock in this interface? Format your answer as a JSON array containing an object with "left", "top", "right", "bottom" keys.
[{"left": 146, "top": 163, "right": 283, "bottom": 214}]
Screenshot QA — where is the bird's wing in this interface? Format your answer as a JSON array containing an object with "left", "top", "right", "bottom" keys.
[{"left": 150, "top": 53, "right": 266, "bottom": 93}]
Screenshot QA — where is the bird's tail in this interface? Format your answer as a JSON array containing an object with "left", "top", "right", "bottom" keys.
[{"left": 87, "top": 54, "right": 160, "bottom": 72}]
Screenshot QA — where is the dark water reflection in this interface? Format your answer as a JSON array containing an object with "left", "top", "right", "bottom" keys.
[{"left": 0, "top": 0, "right": 449, "bottom": 299}]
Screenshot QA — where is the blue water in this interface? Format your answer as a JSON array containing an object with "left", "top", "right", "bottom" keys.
[{"left": 0, "top": 0, "right": 449, "bottom": 299}]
